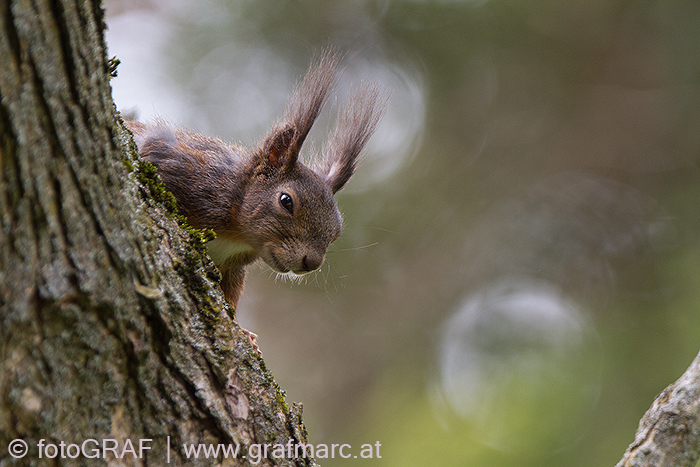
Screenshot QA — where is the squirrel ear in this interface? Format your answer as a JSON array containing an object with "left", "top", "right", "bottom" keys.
[
  {"left": 259, "top": 49, "right": 340, "bottom": 171},
  {"left": 321, "top": 84, "right": 387, "bottom": 193},
  {"left": 262, "top": 126, "right": 298, "bottom": 169}
]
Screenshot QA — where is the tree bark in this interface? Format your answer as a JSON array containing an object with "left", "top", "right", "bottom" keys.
[
  {"left": 0, "top": 1, "right": 314, "bottom": 466},
  {"left": 616, "top": 351, "right": 700, "bottom": 467}
]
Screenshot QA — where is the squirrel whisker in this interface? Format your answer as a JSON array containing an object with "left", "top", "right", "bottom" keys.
[{"left": 327, "top": 242, "right": 379, "bottom": 253}]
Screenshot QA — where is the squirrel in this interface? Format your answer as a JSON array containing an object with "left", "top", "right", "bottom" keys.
[{"left": 126, "top": 51, "right": 386, "bottom": 325}]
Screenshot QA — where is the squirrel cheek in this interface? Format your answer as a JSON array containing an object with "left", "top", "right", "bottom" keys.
[{"left": 260, "top": 246, "right": 290, "bottom": 273}]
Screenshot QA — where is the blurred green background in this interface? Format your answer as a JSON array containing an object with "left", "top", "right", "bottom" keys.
[{"left": 105, "top": 0, "right": 700, "bottom": 465}]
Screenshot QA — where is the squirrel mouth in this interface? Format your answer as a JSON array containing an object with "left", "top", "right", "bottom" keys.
[{"left": 266, "top": 251, "right": 290, "bottom": 273}]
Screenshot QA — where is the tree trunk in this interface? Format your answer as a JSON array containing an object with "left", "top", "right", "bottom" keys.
[
  {"left": 615, "top": 350, "right": 700, "bottom": 467},
  {"left": 0, "top": 1, "right": 314, "bottom": 465}
]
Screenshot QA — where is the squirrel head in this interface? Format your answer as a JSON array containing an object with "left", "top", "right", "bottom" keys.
[{"left": 238, "top": 51, "right": 386, "bottom": 276}]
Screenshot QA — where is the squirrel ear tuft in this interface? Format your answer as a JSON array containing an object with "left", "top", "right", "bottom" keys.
[
  {"left": 285, "top": 50, "right": 339, "bottom": 149},
  {"left": 263, "top": 126, "right": 298, "bottom": 169},
  {"left": 259, "top": 49, "right": 340, "bottom": 172},
  {"left": 321, "top": 84, "right": 387, "bottom": 193}
]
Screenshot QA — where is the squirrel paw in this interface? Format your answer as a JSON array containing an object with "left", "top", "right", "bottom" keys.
[{"left": 241, "top": 328, "right": 262, "bottom": 357}]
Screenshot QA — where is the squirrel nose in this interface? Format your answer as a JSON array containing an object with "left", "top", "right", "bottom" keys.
[{"left": 301, "top": 254, "right": 324, "bottom": 272}]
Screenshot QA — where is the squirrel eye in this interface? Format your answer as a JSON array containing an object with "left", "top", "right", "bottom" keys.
[{"left": 279, "top": 192, "right": 294, "bottom": 214}]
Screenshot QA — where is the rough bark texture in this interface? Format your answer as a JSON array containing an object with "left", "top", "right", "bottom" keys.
[
  {"left": 0, "top": 0, "right": 315, "bottom": 466},
  {"left": 616, "top": 350, "right": 700, "bottom": 467}
]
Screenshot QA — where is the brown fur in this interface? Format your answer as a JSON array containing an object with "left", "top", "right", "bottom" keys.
[{"left": 126, "top": 51, "right": 386, "bottom": 309}]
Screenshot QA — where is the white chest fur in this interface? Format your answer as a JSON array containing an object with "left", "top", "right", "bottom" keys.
[{"left": 206, "top": 237, "right": 257, "bottom": 265}]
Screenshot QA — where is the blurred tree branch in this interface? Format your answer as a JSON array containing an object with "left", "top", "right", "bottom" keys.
[
  {"left": 0, "top": 0, "right": 314, "bottom": 465},
  {"left": 616, "top": 350, "right": 700, "bottom": 467}
]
